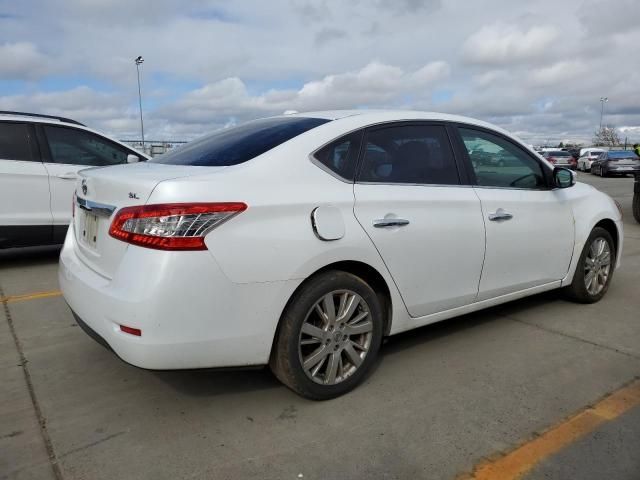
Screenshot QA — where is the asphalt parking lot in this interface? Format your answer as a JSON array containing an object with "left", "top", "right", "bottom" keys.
[{"left": 2, "top": 173, "right": 639, "bottom": 480}]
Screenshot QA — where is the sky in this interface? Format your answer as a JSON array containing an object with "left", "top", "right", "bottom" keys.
[{"left": 1, "top": 0, "right": 639, "bottom": 145}]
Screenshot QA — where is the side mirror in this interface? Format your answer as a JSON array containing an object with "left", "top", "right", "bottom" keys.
[
  {"left": 127, "top": 154, "right": 140, "bottom": 164},
  {"left": 554, "top": 167, "right": 575, "bottom": 188}
]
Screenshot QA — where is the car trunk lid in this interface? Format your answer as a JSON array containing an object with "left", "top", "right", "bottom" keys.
[{"left": 73, "top": 163, "right": 221, "bottom": 279}]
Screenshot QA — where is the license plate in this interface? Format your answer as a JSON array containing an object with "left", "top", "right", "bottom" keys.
[{"left": 81, "top": 212, "right": 99, "bottom": 248}]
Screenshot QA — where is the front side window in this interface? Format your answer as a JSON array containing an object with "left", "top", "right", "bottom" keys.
[
  {"left": 0, "top": 122, "right": 33, "bottom": 161},
  {"left": 44, "top": 126, "right": 130, "bottom": 166},
  {"left": 151, "top": 117, "right": 330, "bottom": 166},
  {"left": 459, "top": 128, "right": 546, "bottom": 189},
  {"left": 357, "top": 124, "right": 459, "bottom": 185},
  {"left": 313, "top": 130, "right": 362, "bottom": 180}
]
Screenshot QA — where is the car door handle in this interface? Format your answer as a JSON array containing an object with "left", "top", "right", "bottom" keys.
[
  {"left": 488, "top": 208, "right": 513, "bottom": 221},
  {"left": 57, "top": 172, "right": 77, "bottom": 180},
  {"left": 373, "top": 218, "right": 410, "bottom": 228}
]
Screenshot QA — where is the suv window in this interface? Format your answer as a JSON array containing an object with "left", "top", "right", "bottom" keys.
[
  {"left": 313, "top": 130, "right": 362, "bottom": 180},
  {"left": 151, "top": 117, "right": 330, "bottom": 166},
  {"left": 358, "top": 124, "right": 459, "bottom": 185},
  {"left": 0, "top": 122, "right": 33, "bottom": 161},
  {"left": 44, "top": 126, "right": 130, "bottom": 166},
  {"left": 459, "top": 127, "right": 546, "bottom": 189}
]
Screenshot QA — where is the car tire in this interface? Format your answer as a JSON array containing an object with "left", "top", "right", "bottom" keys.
[
  {"left": 270, "top": 270, "right": 384, "bottom": 400},
  {"left": 633, "top": 191, "right": 640, "bottom": 224},
  {"left": 600, "top": 168, "right": 606, "bottom": 177},
  {"left": 564, "top": 227, "right": 615, "bottom": 304}
]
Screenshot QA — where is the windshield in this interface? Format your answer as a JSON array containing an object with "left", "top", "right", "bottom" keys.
[
  {"left": 546, "top": 151, "right": 571, "bottom": 156},
  {"left": 150, "top": 117, "right": 330, "bottom": 166}
]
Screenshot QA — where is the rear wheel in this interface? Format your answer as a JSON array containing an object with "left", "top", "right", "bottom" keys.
[
  {"left": 270, "top": 271, "right": 384, "bottom": 400},
  {"left": 564, "top": 227, "right": 615, "bottom": 303}
]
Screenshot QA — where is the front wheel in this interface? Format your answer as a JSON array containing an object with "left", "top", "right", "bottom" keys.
[
  {"left": 564, "top": 227, "right": 615, "bottom": 303},
  {"left": 270, "top": 271, "right": 384, "bottom": 400},
  {"left": 633, "top": 190, "right": 640, "bottom": 223}
]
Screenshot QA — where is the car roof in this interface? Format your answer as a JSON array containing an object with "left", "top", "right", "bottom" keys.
[
  {"left": 0, "top": 112, "right": 149, "bottom": 159},
  {"left": 286, "top": 109, "right": 505, "bottom": 130}
]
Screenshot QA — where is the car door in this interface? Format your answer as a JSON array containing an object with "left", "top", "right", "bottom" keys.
[
  {"left": 0, "top": 121, "right": 53, "bottom": 247},
  {"left": 353, "top": 123, "right": 486, "bottom": 318},
  {"left": 38, "top": 124, "right": 133, "bottom": 242},
  {"left": 454, "top": 126, "right": 574, "bottom": 300}
]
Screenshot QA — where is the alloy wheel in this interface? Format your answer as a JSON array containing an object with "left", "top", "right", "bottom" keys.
[
  {"left": 298, "top": 290, "right": 373, "bottom": 385},
  {"left": 584, "top": 237, "right": 611, "bottom": 296}
]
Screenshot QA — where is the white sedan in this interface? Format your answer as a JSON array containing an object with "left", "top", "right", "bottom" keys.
[
  {"left": 59, "top": 110, "right": 623, "bottom": 399},
  {"left": 577, "top": 148, "right": 605, "bottom": 172}
]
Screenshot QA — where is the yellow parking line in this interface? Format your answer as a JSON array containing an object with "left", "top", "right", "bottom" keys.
[
  {"left": 0, "top": 290, "right": 63, "bottom": 304},
  {"left": 461, "top": 379, "right": 640, "bottom": 480}
]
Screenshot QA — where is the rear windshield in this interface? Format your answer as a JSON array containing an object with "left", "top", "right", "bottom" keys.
[
  {"left": 546, "top": 150, "right": 571, "bottom": 157},
  {"left": 608, "top": 151, "right": 638, "bottom": 159},
  {"left": 150, "top": 117, "right": 330, "bottom": 166}
]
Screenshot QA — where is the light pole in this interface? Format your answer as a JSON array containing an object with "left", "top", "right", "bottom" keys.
[
  {"left": 134, "top": 56, "right": 145, "bottom": 152},
  {"left": 599, "top": 96, "right": 608, "bottom": 131}
]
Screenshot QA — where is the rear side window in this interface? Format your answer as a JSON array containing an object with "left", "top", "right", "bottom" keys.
[
  {"left": 0, "top": 122, "right": 33, "bottom": 161},
  {"left": 151, "top": 117, "right": 330, "bottom": 166},
  {"left": 44, "top": 126, "right": 130, "bottom": 166},
  {"left": 313, "top": 130, "right": 363, "bottom": 181},
  {"left": 358, "top": 124, "right": 459, "bottom": 185}
]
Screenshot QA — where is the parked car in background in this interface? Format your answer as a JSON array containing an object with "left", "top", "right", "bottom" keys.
[
  {"left": 59, "top": 110, "right": 622, "bottom": 400},
  {"left": 634, "top": 173, "right": 640, "bottom": 223},
  {"left": 591, "top": 150, "right": 640, "bottom": 177},
  {"left": 567, "top": 148, "right": 581, "bottom": 161},
  {"left": 0, "top": 111, "right": 148, "bottom": 248},
  {"left": 577, "top": 148, "right": 605, "bottom": 172},
  {"left": 541, "top": 150, "right": 577, "bottom": 170}
]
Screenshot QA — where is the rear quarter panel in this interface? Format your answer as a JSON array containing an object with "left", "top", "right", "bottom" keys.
[{"left": 145, "top": 137, "right": 411, "bottom": 333}]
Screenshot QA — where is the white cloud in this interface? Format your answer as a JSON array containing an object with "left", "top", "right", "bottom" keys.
[
  {"left": 161, "top": 61, "right": 450, "bottom": 126},
  {"left": 0, "top": 42, "right": 49, "bottom": 79},
  {"left": 528, "top": 61, "right": 588, "bottom": 87},
  {"left": 462, "top": 24, "right": 559, "bottom": 65}
]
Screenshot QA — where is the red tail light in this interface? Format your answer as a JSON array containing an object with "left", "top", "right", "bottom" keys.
[
  {"left": 547, "top": 157, "right": 557, "bottom": 164},
  {"left": 109, "top": 202, "right": 247, "bottom": 251},
  {"left": 120, "top": 324, "right": 142, "bottom": 336}
]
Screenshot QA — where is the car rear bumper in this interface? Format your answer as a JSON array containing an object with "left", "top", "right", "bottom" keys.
[
  {"left": 606, "top": 166, "right": 640, "bottom": 174},
  {"left": 59, "top": 225, "right": 299, "bottom": 370}
]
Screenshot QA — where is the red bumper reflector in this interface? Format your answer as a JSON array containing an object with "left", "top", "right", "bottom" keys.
[{"left": 120, "top": 325, "right": 142, "bottom": 336}]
